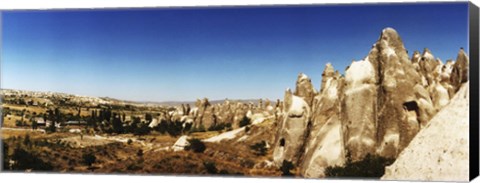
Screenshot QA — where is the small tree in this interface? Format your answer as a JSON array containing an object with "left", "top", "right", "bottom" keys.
[
  {"left": 280, "top": 160, "right": 294, "bottom": 176},
  {"left": 185, "top": 138, "right": 206, "bottom": 153},
  {"left": 15, "top": 120, "right": 23, "bottom": 127},
  {"left": 197, "top": 124, "right": 206, "bottom": 132},
  {"left": 23, "top": 134, "right": 31, "bottom": 147},
  {"left": 31, "top": 119, "right": 38, "bottom": 130},
  {"left": 250, "top": 141, "right": 267, "bottom": 156},
  {"left": 46, "top": 122, "right": 56, "bottom": 133},
  {"left": 324, "top": 153, "right": 395, "bottom": 178},
  {"left": 2, "top": 142, "right": 8, "bottom": 170},
  {"left": 11, "top": 146, "right": 53, "bottom": 171},
  {"left": 166, "top": 121, "right": 183, "bottom": 137},
  {"left": 136, "top": 149, "right": 143, "bottom": 157},
  {"left": 111, "top": 116, "right": 124, "bottom": 134},
  {"left": 239, "top": 116, "right": 250, "bottom": 127},
  {"left": 154, "top": 120, "right": 168, "bottom": 134},
  {"left": 82, "top": 152, "right": 96, "bottom": 167},
  {"left": 203, "top": 161, "right": 218, "bottom": 174},
  {"left": 134, "top": 123, "right": 151, "bottom": 136},
  {"left": 145, "top": 113, "right": 153, "bottom": 123}
]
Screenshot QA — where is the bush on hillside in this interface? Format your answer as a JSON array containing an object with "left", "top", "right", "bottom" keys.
[
  {"left": 11, "top": 146, "right": 53, "bottom": 171},
  {"left": 82, "top": 152, "right": 97, "bottom": 167},
  {"left": 239, "top": 116, "right": 251, "bottom": 127},
  {"left": 250, "top": 141, "right": 267, "bottom": 156},
  {"left": 324, "top": 153, "right": 395, "bottom": 178},
  {"left": 280, "top": 160, "right": 295, "bottom": 176},
  {"left": 203, "top": 161, "right": 218, "bottom": 174},
  {"left": 185, "top": 138, "right": 206, "bottom": 153}
]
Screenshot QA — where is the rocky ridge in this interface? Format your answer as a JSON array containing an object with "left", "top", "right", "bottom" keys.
[{"left": 271, "top": 27, "right": 469, "bottom": 178}]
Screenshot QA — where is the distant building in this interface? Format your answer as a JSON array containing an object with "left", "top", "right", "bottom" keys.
[{"left": 35, "top": 117, "right": 48, "bottom": 126}]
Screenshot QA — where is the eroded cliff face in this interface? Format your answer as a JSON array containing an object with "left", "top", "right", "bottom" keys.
[
  {"left": 300, "top": 64, "right": 346, "bottom": 177},
  {"left": 381, "top": 82, "right": 470, "bottom": 181},
  {"left": 272, "top": 88, "right": 311, "bottom": 167},
  {"left": 367, "top": 28, "right": 424, "bottom": 158},
  {"left": 271, "top": 27, "right": 469, "bottom": 178}
]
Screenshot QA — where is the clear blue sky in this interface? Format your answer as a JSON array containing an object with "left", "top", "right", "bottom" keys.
[{"left": 1, "top": 2, "right": 468, "bottom": 102}]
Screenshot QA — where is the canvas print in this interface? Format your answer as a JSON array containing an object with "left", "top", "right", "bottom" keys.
[{"left": 0, "top": 2, "right": 476, "bottom": 182}]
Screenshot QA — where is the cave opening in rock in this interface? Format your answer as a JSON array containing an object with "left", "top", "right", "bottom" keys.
[
  {"left": 280, "top": 138, "right": 285, "bottom": 147},
  {"left": 403, "top": 101, "right": 419, "bottom": 112}
]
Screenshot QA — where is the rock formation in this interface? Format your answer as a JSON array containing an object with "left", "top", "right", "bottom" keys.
[
  {"left": 300, "top": 64, "right": 346, "bottom": 177},
  {"left": 381, "top": 82, "right": 469, "bottom": 181},
  {"left": 172, "top": 135, "right": 190, "bottom": 152},
  {"left": 271, "top": 27, "right": 469, "bottom": 178},
  {"left": 342, "top": 57, "right": 379, "bottom": 160},
  {"left": 450, "top": 48, "right": 469, "bottom": 92},
  {"left": 367, "top": 28, "right": 424, "bottom": 158},
  {"left": 294, "top": 73, "right": 317, "bottom": 106},
  {"left": 272, "top": 88, "right": 311, "bottom": 166}
]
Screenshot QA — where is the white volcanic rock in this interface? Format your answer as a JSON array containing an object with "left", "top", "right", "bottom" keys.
[
  {"left": 429, "top": 81, "right": 450, "bottom": 111},
  {"left": 294, "top": 73, "right": 317, "bottom": 107},
  {"left": 412, "top": 84, "right": 436, "bottom": 128},
  {"left": 381, "top": 82, "right": 469, "bottom": 181},
  {"left": 367, "top": 27, "right": 424, "bottom": 158},
  {"left": 320, "top": 63, "right": 335, "bottom": 93},
  {"left": 250, "top": 113, "right": 267, "bottom": 125},
  {"left": 343, "top": 57, "right": 378, "bottom": 161},
  {"left": 419, "top": 48, "right": 440, "bottom": 86},
  {"left": 203, "top": 127, "right": 246, "bottom": 143},
  {"left": 148, "top": 118, "right": 160, "bottom": 128},
  {"left": 345, "top": 58, "right": 376, "bottom": 88},
  {"left": 172, "top": 135, "right": 190, "bottom": 152},
  {"left": 273, "top": 89, "right": 311, "bottom": 166},
  {"left": 411, "top": 50, "right": 422, "bottom": 75},
  {"left": 450, "top": 48, "right": 469, "bottom": 92},
  {"left": 300, "top": 64, "right": 346, "bottom": 178}
]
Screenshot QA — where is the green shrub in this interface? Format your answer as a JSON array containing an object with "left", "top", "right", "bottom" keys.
[
  {"left": 208, "top": 123, "right": 230, "bottom": 131},
  {"left": 239, "top": 116, "right": 250, "bottom": 127},
  {"left": 127, "top": 163, "right": 142, "bottom": 171},
  {"left": 82, "top": 152, "right": 96, "bottom": 167},
  {"left": 245, "top": 126, "right": 251, "bottom": 133},
  {"left": 203, "top": 161, "right": 218, "bottom": 174},
  {"left": 46, "top": 123, "right": 56, "bottom": 133},
  {"left": 134, "top": 123, "right": 151, "bottom": 136},
  {"left": 324, "top": 153, "right": 395, "bottom": 178},
  {"left": 15, "top": 120, "right": 23, "bottom": 127},
  {"left": 185, "top": 138, "right": 206, "bottom": 153},
  {"left": 167, "top": 121, "right": 183, "bottom": 136},
  {"left": 280, "top": 160, "right": 294, "bottom": 176},
  {"left": 136, "top": 149, "right": 143, "bottom": 157},
  {"left": 2, "top": 142, "right": 8, "bottom": 170},
  {"left": 189, "top": 124, "right": 206, "bottom": 133},
  {"left": 250, "top": 141, "right": 267, "bottom": 156},
  {"left": 23, "top": 134, "right": 31, "bottom": 147},
  {"left": 11, "top": 146, "right": 53, "bottom": 171}
]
